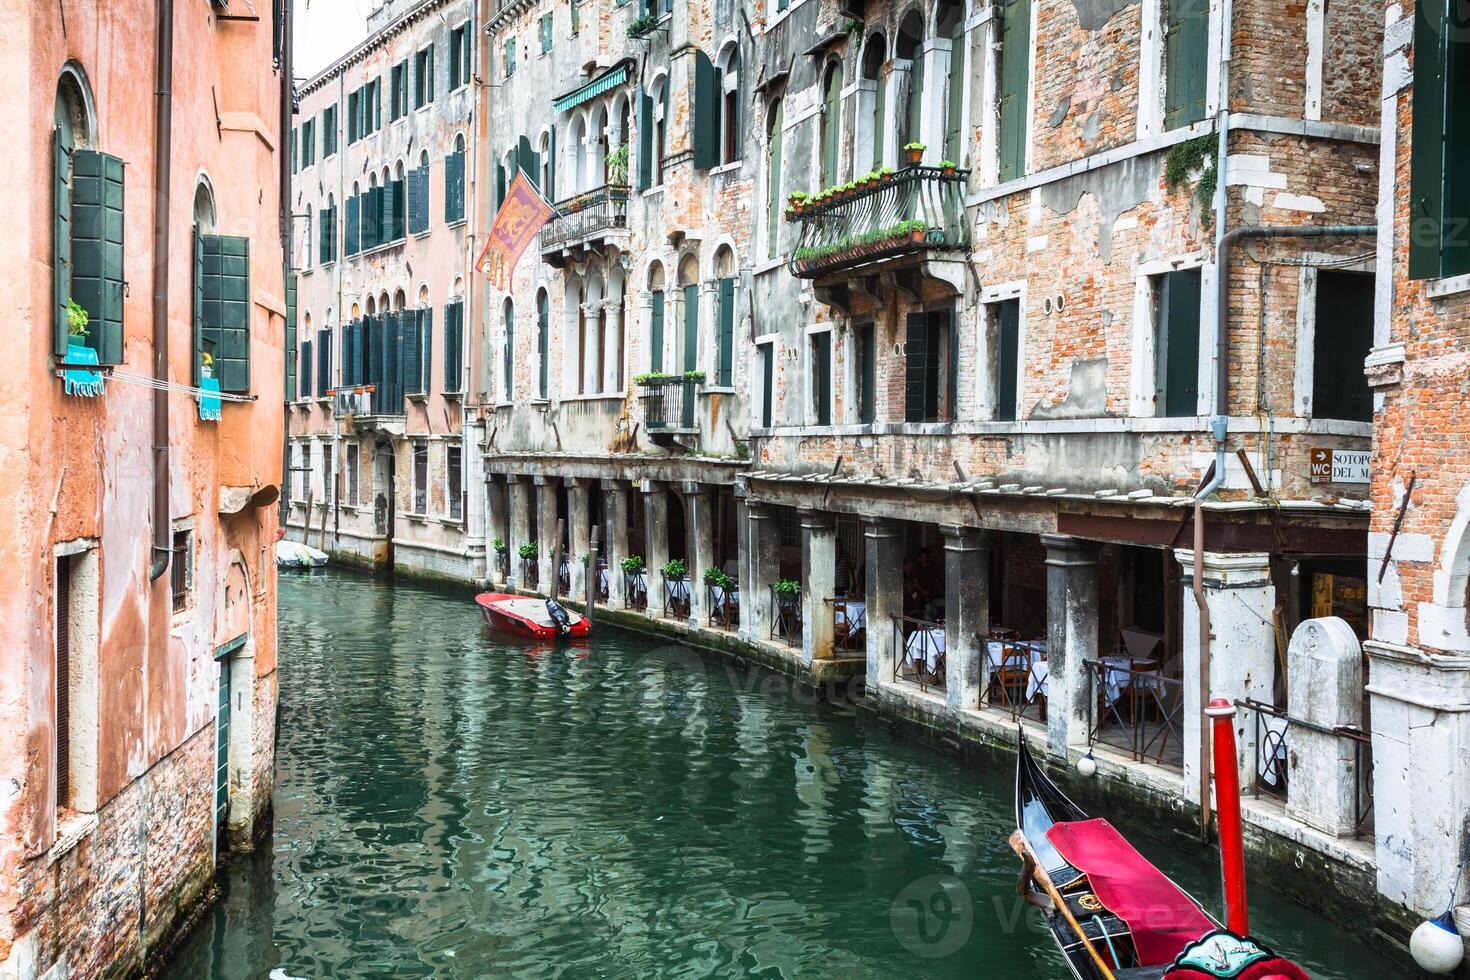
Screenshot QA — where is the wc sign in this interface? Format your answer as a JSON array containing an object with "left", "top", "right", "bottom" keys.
[{"left": 1310, "top": 448, "right": 1371, "bottom": 484}]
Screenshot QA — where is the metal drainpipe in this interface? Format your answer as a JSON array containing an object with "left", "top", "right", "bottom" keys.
[{"left": 148, "top": 0, "right": 175, "bottom": 582}]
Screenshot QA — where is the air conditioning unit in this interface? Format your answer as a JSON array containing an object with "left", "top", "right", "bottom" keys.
[{"left": 333, "top": 388, "right": 368, "bottom": 417}]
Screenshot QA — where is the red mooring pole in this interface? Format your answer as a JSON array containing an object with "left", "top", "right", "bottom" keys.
[{"left": 1207, "top": 696, "right": 1249, "bottom": 936}]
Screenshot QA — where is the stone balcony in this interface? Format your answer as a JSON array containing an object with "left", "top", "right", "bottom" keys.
[{"left": 538, "top": 184, "right": 630, "bottom": 268}]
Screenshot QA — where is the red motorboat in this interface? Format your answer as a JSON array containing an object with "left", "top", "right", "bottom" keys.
[{"left": 475, "top": 593, "right": 590, "bottom": 639}]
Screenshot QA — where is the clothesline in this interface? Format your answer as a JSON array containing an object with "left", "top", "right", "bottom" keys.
[{"left": 107, "top": 369, "right": 256, "bottom": 403}]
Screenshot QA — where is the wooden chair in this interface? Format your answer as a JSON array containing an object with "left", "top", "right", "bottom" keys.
[{"left": 990, "top": 638, "right": 1033, "bottom": 716}]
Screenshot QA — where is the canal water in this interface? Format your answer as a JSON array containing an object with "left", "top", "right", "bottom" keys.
[{"left": 161, "top": 571, "right": 1392, "bottom": 979}]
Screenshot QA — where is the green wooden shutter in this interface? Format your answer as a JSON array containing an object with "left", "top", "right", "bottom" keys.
[
  {"left": 996, "top": 299, "right": 1020, "bottom": 421},
  {"left": 445, "top": 301, "right": 463, "bottom": 393},
  {"left": 216, "top": 658, "right": 230, "bottom": 835},
  {"left": 538, "top": 294, "right": 549, "bottom": 398},
  {"left": 200, "top": 235, "right": 251, "bottom": 393},
  {"left": 649, "top": 290, "right": 665, "bottom": 372},
  {"left": 446, "top": 152, "right": 465, "bottom": 222},
  {"left": 301, "top": 339, "right": 313, "bottom": 400},
  {"left": 998, "top": 0, "right": 1030, "bottom": 182},
  {"left": 318, "top": 208, "right": 330, "bottom": 263},
  {"left": 519, "top": 134, "right": 539, "bottom": 189},
  {"left": 495, "top": 160, "right": 506, "bottom": 213},
  {"left": 1164, "top": 0, "right": 1209, "bottom": 129},
  {"left": 943, "top": 310, "right": 958, "bottom": 421},
  {"left": 682, "top": 284, "right": 699, "bottom": 373},
  {"left": 345, "top": 194, "right": 359, "bottom": 254},
  {"left": 638, "top": 93, "right": 654, "bottom": 191},
  {"left": 694, "top": 50, "right": 719, "bottom": 170},
  {"left": 761, "top": 344, "right": 773, "bottom": 427},
  {"left": 1158, "top": 269, "right": 1201, "bottom": 417},
  {"left": 548, "top": 125, "right": 558, "bottom": 200},
  {"left": 70, "top": 150, "right": 125, "bottom": 365},
  {"left": 904, "top": 312, "right": 937, "bottom": 422},
  {"left": 1446, "top": 29, "right": 1470, "bottom": 279},
  {"left": 427, "top": 44, "right": 436, "bottom": 101},
  {"left": 403, "top": 308, "right": 422, "bottom": 394},
  {"left": 53, "top": 126, "right": 72, "bottom": 357},
  {"left": 859, "top": 322, "right": 876, "bottom": 423},
  {"left": 716, "top": 277, "right": 734, "bottom": 385},
  {"left": 821, "top": 64, "right": 842, "bottom": 187},
  {"left": 285, "top": 272, "right": 297, "bottom": 402},
  {"left": 192, "top": 228, "right": 205, "bottom": 386},
  {"left": 813, "top": 331, "right": 831, "bottom": 426},
  {"left": 1411, "top": 0, "right": 1459, "bottom": 279},
  {"left": 317, "top": 327, "right": 331, "bottom": 398},
  {"left": 393, "top": 179, "right": 406, "bottom": 240}
]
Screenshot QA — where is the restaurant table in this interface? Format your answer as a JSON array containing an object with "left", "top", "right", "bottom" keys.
[
  {"left": 835, "top": 600, "right": 867, "bottom": 631},
  {"left": 710, "top": 584, "right": 740, "bottom": 607},
  {"left": 1098, "top": 656, "right": 1165, "bottom": 708},
  {"left": 904, "top": 627, "right": 946, "bottom": 670}
]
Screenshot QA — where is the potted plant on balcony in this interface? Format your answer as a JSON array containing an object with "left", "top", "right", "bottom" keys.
[
  {"left": 771, "top": 578, "right": 802, "bottom": 644},
  {"left": 909, "top": 219, "right": 928, "bottom": 243},
  {"left": 683, "top": 369, "right": 706, "bottom": 385},
  {"left": 627, "top": 13, "right": 659, "bottom": 38},
  {"left": 518, "top": 542, "right": 539, "bottom": 587},
  {"left": 903, "top": 141, "right": 926, "bottom": 165},
  {"left": 607, "top": 143, "right": 630, "bottom": 187},
  {"left": 662, "top": 557, "right": 690, "bottom": 617},
  {"left": 939, "top": 159, "right": 958, "bottom": 176}
]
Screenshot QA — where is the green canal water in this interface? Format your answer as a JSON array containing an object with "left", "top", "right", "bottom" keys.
[{"left": 161, "top": 571, "right": 1393, "bottom": 979}]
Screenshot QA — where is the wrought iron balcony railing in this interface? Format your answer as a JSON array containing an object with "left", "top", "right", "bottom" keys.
[
  {"left": 639, "top": 376, "right": 698, "bottom": 432},
  {"left": 538, "top": 184, "right": 630, "bottom": 256},
  {"left": 788, "top": 167, "right": 970, "bottom": 279}
]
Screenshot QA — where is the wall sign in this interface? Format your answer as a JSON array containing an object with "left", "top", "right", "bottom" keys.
[{"left": 1309, "top": 448, "right": 1371, "bottom": 484}]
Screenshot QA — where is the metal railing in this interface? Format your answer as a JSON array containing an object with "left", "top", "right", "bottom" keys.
[
  {"left": 894, "top": 615, "right": 946, "bottom": 692},
  {"left": 519, "top": 557, "right": 539, "bottom": 591},
  {"left": 622, "top": 568, "right": 647, "bottom": 611},
  {"left": 789, "top": 167, "right": 970, "bottom": 279},
  {"left": 707, "top": 580, "right": 740, "bottom": 630},
  {"left": 770, "top": 587, "right": 802, "bottom": 647},
  {"left": 985, "top": 636, "right": 1046, "bottom": 721},
  {"left": 663, "top": 575, "right": 691, "bottom": 620},
  {"left": 557, "top": 558, "right": 571, "bottom": 596},
  {"left": 640, "top": 377, "right": 698, "bottom": 430},
  {"left": 827, "top": 597, "right": 867, "bottom": 653},
  {"left": 538, "top": 184, "right": 630, "bottom": 253},
  {"left": 1236, "top": 697, "right": 1375, "bottom": 839},
  {"left": 493, "top": 550, "right": 509, "bottom": 583},
  {"left": 1085, "top": 660, "right": 1185, "bottom": 772},
  {"left": 594, "top": 560, "right": 610, "bottom": 603}
]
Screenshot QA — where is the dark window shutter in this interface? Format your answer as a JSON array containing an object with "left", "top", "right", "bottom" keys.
[
  {"left": 761, "top": 344, "right": 773, "bottom": 427},
  {"left": 495, "top": 160, "right": 506, "bottom": 213},
  {"left": 519, "top": 134, "right": 539, "bottom": 190},
  {"left": 859, "top": 322, "right": 876, "bottom": 423},
  {"left": 346, "top": 193, "right": 360, "bottom": 255},
  {"left": 444, "top": 301, "right": 463, "bottom": 393},
  {"left": 503, "top": 303, "right": 514, "bottom": 398},
  {"left": 717, "top": 277, "right": 734, "bottom": 385},
  {"left": 904, "top": 311, "right": 934, "bottom": 422},
  {"left": 318, "top": 208, "right": 330, "bottom": 263},
  {"left": 1164, "top": 0, "right": 1209, "bottom": 129},
  {"left": 301, "top": 339, "right": 312, "bottom": 404},
  {"left": 1445, "top": 27, "right": 1470, "bottom": 279},
  {"left": 420, "top": 308, "right": 433, "bottom": 392},
  {"left": 813, "top": 331, "right": 831, "bottom": 426},
  {"left": 1312, "top": 271, "right": 1375, "bottom": 422},
  {"left": 638, "top": 93, "right": 654, "bottom": 191},
  {"left": 538, "top": 295, "right": 549, "bottom": 398},
  {"left": 403, "top": 307, "right": 422, "bottom": 393},
  {"left": 548, "top": 125, "right": 558, "bottom": 200},
  {"left": 427, "top": 44, "right": 436, "bottom": 102},
  {"left": 997, "top": 0, "right": 1030, "bottom": 182},
  {"left": 199, "top": 235, "right": 252, "bottom": 393},
  {"left": 649, "top": 290, "right": 665, "bottom": 372},
  {"left": 996, "top": 299, "right": 1020, "bottom": 421},
  {"left": 682, "top": 284, "right": 699, "bottom": 373},
  {"left": 693, "top": 50, "right": 718, "bottom": 170},
  {"left": 285, "top": 272, "right": 297, "bottom": 402},
  {"left": 943, "top": 309, "right": 957, "bottom": 421},
  {"left": 70, "top": 150, "right": 126, "bottom": 365},
  {"left": 192, "top": 228, "right": 205, "bottom": 385},
  {"left": 53, "top": 127, "right": 72, "bottom": 357},
  {"left": 316, "top": 327, "right": 331, "bottom": 398},
  {"left": 1158, "top": 269, "right": 1202, "bottom": 418},
  {"left": 446, "top": 152, "right": 466, "bottom": 223},
  {"left": 1411, "top": 0, "right": 1451, "bottom": 279}
]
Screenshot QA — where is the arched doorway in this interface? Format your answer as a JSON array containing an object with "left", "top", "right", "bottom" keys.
[{"left": 373, "top": 438, "right": 396, "bottom": 568}]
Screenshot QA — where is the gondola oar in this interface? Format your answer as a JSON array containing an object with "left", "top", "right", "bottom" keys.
[{"left": 1010, "top": 830, "right": 1118, "bottom": 980}]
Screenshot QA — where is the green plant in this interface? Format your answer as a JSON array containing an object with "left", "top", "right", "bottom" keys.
[
  {"left": 773, "top": 578, "right": 801, "bottom": 597},
  {"left": 518, "top": 543, "right": 538, "bottom": 559},
  {"left": 938, "top": 159, "right": 957, "bottom": 170},
  {"left": 683, "top": 369, "right": 706, "bottom": 383},
  {"left": 635, "top": 371, "right": 678, "bottom": 384},
  {"left": 903, "top": 141, "right": 926, "bottom": 152},
  {"left": 606, "top": 143, "right": 630, "bottom": 185},
  {"left": 663, "top": 558, "right": 688, "bottom": 580},
  {"left": 1164, "top": 134, "right": 1219, "bottom": 228},
  {"left": 626, "top": 13, "right": 659, "bottom": 37},
  {"left": 65, "top": 298, "right": 89, "bottom": 338},
  {"left": 493, "top": 538, "right": 507, "bottom": 553},
  {"left": 704, "top": 567, "right": 733, "bottom": 587},
  {"left": 621, "top": 555, "right": 646, "bottom": 573},
  {"left": 579, "top": 552, "right": 591, "bottom": 564}
]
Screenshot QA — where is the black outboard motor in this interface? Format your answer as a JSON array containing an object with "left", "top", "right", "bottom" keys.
[{"left": 545, "top": 598, "right": 572, "bottom": 637}]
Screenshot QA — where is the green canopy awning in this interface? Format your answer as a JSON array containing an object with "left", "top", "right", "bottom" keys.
[{"left": 553, "top": 61, "right": 632, "bottom": 114}]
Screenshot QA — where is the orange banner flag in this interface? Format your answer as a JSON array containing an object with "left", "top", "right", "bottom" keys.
[{"left": 475, "top": 171, "right": 554, "bottom": 291}]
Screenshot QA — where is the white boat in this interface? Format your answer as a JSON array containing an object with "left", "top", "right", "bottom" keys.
[{"left": 276, "top": 540, "right": 329, "bottom": 569}]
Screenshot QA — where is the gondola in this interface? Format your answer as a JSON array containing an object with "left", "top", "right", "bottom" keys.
[{"left": 1012, "top": 734, "right": 1310, "bottom": 980}]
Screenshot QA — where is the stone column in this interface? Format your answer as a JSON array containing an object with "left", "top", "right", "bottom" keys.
[
  {"left": 1043, "top": 535, "right": 1101, "bottom": 758},
  {"left": 917, "top": 39, "right": 952, "bottom": 164},
  {"left": 746, "top": 502, "right": 781, "bottom": 640},
  {"left": 604, "top": 302, "right": 623, "bottom": 393},
  {"left": 686, "top": 483, "right": 717, "bottom": 627},
  {"left": 942, "top": 526, "right": 989, "bottom": 715},
  {"left": 1285, "top": 617, "right": 1364, "bottom": 836},
  {"left": 536, "top": 476, "right": 559, "bottom": 595},
  {"left": 605, "top": 480, "right": 630, "bottom": 605},
  {"left": 642, "top": 481, "right": 669, "bottom": 619},
  {"left": 733, "top": 493, "right": 751, "bottom": 639},
  {"left": 1175, "top": 550, "right": 1276, "bottom": 801},
  {"left": 508, "top": 475, "right": 532, "bottom": 591},
  {"left": 568, "top": 478, "right": 593, "bottom": 600},
  {"left": 800, "top": 509, "right": 838, "bottom": 664},
  {"left": 865, "top": 517, "right": 904, "bottom": 691}
]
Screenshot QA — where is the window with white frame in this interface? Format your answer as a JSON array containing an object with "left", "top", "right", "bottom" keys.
[{"left": 346, "top": 442, "right": 360, "bottom": 505}]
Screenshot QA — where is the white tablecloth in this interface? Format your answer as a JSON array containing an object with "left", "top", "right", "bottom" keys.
[
  {"left": 987, "top": 639, "right": 1048, "bottom": 669},
  {"left": 666, "top": 577, "right": 690, "bottom": 600},
  {"left": 710, "top": 584, "right": 740, "bottom": 606},
  {"left": 1027, "top": 661, "right": 1050, "bottom": 702},
  {"left": 905, "top": 628, "right": 946, "bottom": 669},
  {"left": 1098, "top": 657, "right": 1166, "bottom": 708},
  {"left": 835, "top": 600, "right": 866, "bottom": 630},
  {"left": 630, "top": 571, "right": 649, "bottom": 596}
]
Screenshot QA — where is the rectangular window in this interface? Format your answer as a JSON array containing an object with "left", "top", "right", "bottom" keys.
[
  {"left": 758, "top": 342, "right": 774, "bottom": 428},
  {"left": 504, "top": 38, "right": 517, "bottom": 77},
  {"left": 1409, "top": 0, "right": 1470, "bottom": 280},
  {"left": 171, "top": 528, "right": 194, "bottom": 613},
  {"left": 447, "top": 446, "right": 463, "bottom": 520},
  {"left": 997, "top": 0, "right": 1031, "bottom": 182},
  {"left": 716, "top": 277, "right": 735, "bottom": 386},
  {"left": 54, "top": 547, "right": 100, "bottom": 816},
  {"left": 300, "top": 119, "right": 315, "bottom": 168},
  {"left": 540, "top": 13, "right": 554, "bottom": 53},
  {"left": 1311, "top": 270, "right": 1374, "bottom": 422},
  {"left": 415, "top": 46, "right": 435, "bottom": 108},
  {"left": 904, "top": 309, "right": 957, "bottom": 423},
  {"left": 571, "top": 0, "right": 581, "bottom": 34},
  {"left": 1163, "top": 0, "right": 1209, "bottom": 129},
  {"left": 991, "top": 299, "right": 1021, "bottom": 421},
  {"left": 811, "top": 331, "right": 832, "bottom": 426},
  {"left": 64, "top": 151, "right": 126, "bottom": 365},
  {"left": 444, "top": 150, "right": 466, "bottom": 223},
  {"left": 856, "top": 321, "right": 876, "bottom": 424},
  {"left": 300, "top": 340, "right": 313, "bottom": 405},
  {"left": 323, "top": 104, "right": 338, "bottom": 157},
  {"left": 194, "top": 232, "right": 252, "bottom": 393},
  {"left": 413, "top": 443, "right": 429, "bottom": 514},
  {"left": 450, "top": 22, "right": 472, "bottom": 89},
  {"left": 1152, "top": 268, "right": 1202, "bottom": 418},
  {"left": 347, "top": 91, "right": 360, "bottom": 143},
  {"left": 443, "top": 299, "right": 464, "bottom": 393},
  {"left": 391, "top": 61, "right": 408, "bottom": 120},
  {"left": 346, "top": 442, "right": 360, "bottom": 505}
]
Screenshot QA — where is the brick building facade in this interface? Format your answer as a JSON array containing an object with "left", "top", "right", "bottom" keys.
[{"left": 2, "top": 1, "right": 288, "bottom": 977}]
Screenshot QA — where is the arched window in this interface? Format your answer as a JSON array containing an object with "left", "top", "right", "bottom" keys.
[
  {"left": 393, "top": 288, "right": 406, "bottom": 311},
  {"left": 713, "top": 246, "right": 737, "bottom": 386},
  {"left": 716, "top": 43, "right": 742, "bottom": 165},
  {"left": 536, "top": 288, "right": 550, "bottom": 399},
  {"left": 647, "top": 262, "right": 666, "bottom": 373},
  {"left": 538, "top": 130, "right": 552, "bottom": 197},
  {"left": 765, "top": 98, "right": 784, "bottom": 260},
  {"left": 861, "top": 34, "right": 888, "bottom": 170},
  {"left": 592, "top": 104, "right": 609, "bottom": 186},
  {"left": 677, "top": 255, "right": 700, "bottom": 374},
  {"left": 614, "top": 97, "right": 631, "bottom": 186},
  {"left": 896, "top": 11, "right": 924, "bottom": 153},
  {"left": 585, "top": 275, "right": 606, "bottom": 394},
  {"left": 571, "top": 114, "right": 588, "bottom": 193},
  {"left": 502, "top": 297, "right": 515, "bottom": 399},
  {"left": 937, "top": 0, "right": 965, "bottom": 163},
  {"left": 820, "top": 59, "right": 844, "bottom": 188}
]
